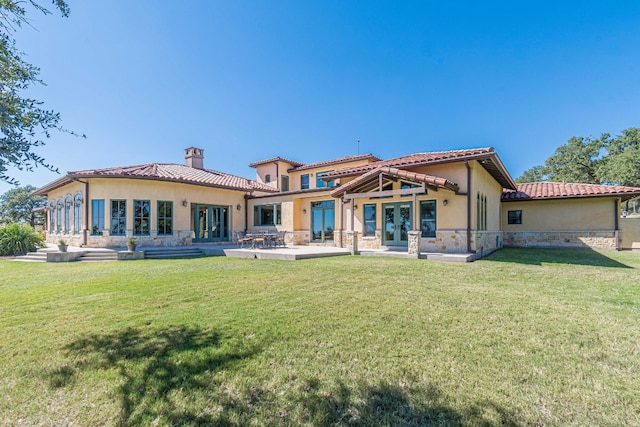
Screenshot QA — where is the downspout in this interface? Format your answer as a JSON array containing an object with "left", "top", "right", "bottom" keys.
[
  {"left": 339, "top": 198, "right": 345, "bottom": 247},
  {"left": 244, "top": 193, "right": 250, "bottom": 232},
  {"left": 274, "top": 161, "right": 279, "bottom": 190},
  {"left": 350, "top": 198, "right": 355, "bottom": 238},
  {"left": 464, "top": 160, "right": 473, "bottom": 254},
  {"left": 84, "top": 181, "right": 89, "bottom": 247},
  {"left": 614, "top": 198, "right": 620, "bottom": 250}
]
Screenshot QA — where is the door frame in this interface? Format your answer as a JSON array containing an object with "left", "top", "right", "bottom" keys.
[
  {"left": 310, "top": 200, "right": 335, "bottom": 243},
  {"left": 382, "top": 201, "right": 413, "bottom": 246},
  {"left": 192, "top": 204, "right": 230, "bottom": 243}
]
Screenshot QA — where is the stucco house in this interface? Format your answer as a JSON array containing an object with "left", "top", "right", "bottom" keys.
[{"left": 34, "top": 146, "right": 640, "bottom": 257}]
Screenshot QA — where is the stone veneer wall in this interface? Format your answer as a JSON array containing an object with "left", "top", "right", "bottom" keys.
[
  {"left": 470, "top": 231, "right": 502, "bottom": 258},
  {"left": 82, "top": 229, "right": 194, "bottom": 248},
  {"left": 503, "top": 230, "right": 617, "bottom": 250},
  {"left": 359, "top": 230, "right": 382, "bottom": 250},
  {"left": 292, "top": 230, "right": 310, "bottom": 246},
  {"left": 420, "top": 229, "right": 468, "bottom": 253},
  {"left": 345, "top": 231, "right": 358, "bottom": 254},
  {"left": 408, "top": 231, "right": 421, "bottom": 258}
]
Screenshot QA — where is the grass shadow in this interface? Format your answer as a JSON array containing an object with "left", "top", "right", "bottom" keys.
[
  {"left": 49, "top": 325, "right": 261, "bottom": 425},
  {"left": 294, "top": 378, "right": 522, "bottom": 426},
  {"left": 484, "top": 247, "right": 632, "bottom": 268},
  {"left": 47, "top": 327, "right": 527, "bottom": 426}
]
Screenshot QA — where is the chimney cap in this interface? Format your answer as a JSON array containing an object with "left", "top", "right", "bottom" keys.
[{"left": 185, "top": 147, "right": 204, "bottom": 168}]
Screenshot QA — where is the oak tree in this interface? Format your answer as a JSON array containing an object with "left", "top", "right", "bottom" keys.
[{"left": 0, "top": 0, "right": 76, "bottom": 184}]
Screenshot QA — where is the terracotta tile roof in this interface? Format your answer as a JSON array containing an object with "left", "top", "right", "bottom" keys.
[
  {"left": 330, "top": 167, "right": 459, "bottom": 198},
  {"left": 248, "top": 156, "right": 304, "bottom": 168},
  {"left": 288, "top": 154, "right": 381, "bottom": 172},
  {"left": 35, "top": 163, "right": 276, "bottom": 195},
  {"left": 323, "top": 148, "right": 495, "bottom": 177},
  {"left": 322, "top": 147, "right": 516, "bottom": 190},
  {"left": 502, "top": 182, "right": 640, "bottom": 201}
]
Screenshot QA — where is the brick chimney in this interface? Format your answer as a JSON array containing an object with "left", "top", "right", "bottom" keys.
[{"left": 185, "top": 147, "right": 204, "bottom": 169}]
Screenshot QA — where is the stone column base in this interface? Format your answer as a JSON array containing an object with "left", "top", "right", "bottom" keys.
[{"left": 408, "top": 231, "right": 421, "bottom": 258}]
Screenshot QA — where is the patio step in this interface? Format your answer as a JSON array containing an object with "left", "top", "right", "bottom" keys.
[
  {"left": 359, "top": 250, "right": 475, "bottom": 262},
  {"left": 78, "top": 251, "right": 118, "bottom": 262},
  {"left": 143, "top": 247, "right": 205, "bottom": 259},
  {"left": 421, "top": 253, "right": 475, "bottom": 263},
  {"left": 359, "top": 250, "right": 413, "bottom": 259},
  {"left": 13, "top": 251, "right": 48, "bottom": 262}
]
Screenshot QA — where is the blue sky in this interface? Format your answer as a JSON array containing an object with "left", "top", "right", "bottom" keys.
[{"left": 3, "top": 1, "right": 640, "bottom": 194}]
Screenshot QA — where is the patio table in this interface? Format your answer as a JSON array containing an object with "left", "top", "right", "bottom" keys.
[{"left": 246, "top": 232, "right": 278, "bottom": 248}]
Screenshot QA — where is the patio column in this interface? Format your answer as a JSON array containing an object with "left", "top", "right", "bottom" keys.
[
  {"left": 346, "top": 230, "right": 359, "bottom": 255},
  {"left": 408, "top": 230, "right": 421, "bottom": 258}
]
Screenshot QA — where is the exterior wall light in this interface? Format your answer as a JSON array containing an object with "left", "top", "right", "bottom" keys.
[
  {"left": 236, "top": 204, "right": 242, "bottom": 211},
  {"left": 302, "top": 208, "right": 307, "bottom": 214},
  {"left": 182, "top": 199, "right": 188, "bottom": 207},
  {"left": 443, "top": 199, "right": 449, "bottom": 206}
]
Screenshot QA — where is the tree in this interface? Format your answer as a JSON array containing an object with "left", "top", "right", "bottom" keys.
[
  {"left": 516, "top": 165, "right": 546, "bottom": 183},
  {"left": 0, "top": 184, "right": 46, "bottom": 226},
  {"left": 542, "top": 135, "right": 604, "bottom": 184},
  {"left": 598, "top": 128, "right": 640, "bottom": 187},
  {"left": 516, "top": 128, "right": 640, "bottom": 186},
  {"left": 0, "top": 0, "right": 77, "bottom": 184}
]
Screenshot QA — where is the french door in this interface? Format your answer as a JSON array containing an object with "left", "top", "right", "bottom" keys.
[
  {"left": 311, "top": 200, "right": 335, "bottom": 242},
  {"left": 383, "top": 202, "right": 412, "bottom": 246},
  {"left": 193, "top": 204, "right": 229, "bottom": 242}
]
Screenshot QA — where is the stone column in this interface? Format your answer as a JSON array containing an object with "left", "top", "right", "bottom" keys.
[
  {"left": 346, "top": 231, "right": 359, "bottom": 255},
  {"left": 408, "top": 231, "right": 421, "bottom": 258}
]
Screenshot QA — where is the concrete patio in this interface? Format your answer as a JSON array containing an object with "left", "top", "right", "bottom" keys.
[{"left": 13, "top": 243, "right": 474, "bottom": 262}]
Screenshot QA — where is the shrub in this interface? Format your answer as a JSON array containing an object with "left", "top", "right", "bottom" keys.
[{"left": 0, "top": 223, "right": 46, "bottom": 256}]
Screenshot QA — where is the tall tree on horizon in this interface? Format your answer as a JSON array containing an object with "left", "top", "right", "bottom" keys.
[
  {"left": 0, "top": 184, "right": 46, "bottom": 226},
  {"left": 516, "top": 127, "right": 640, "bottom": 188}
]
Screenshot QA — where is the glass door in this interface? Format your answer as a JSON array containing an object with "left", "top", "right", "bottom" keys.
[
  {"left": 193, "top": 204, "right": 229, "bottom": 242},
  {"left": 197, "top": 205, "right": 209, "bottom": 240},
  {"left": 383, "top": 202, "right": 412, "bottom": 246},
  {"left": 311, "top": 200, "right": 335, "bottom": 242}
]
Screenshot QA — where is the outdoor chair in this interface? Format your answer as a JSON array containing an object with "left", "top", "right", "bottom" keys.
[
  {"left": 236, "top": 231, "right": 253, "bottom": 248},
  {"left": 252, "top": 231, "right": 267, "bottom": 248},
  {"left": 273, "top": 230, "right": 287, "bottom": 247}
]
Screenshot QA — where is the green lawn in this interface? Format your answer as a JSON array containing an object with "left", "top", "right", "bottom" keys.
[{"left": 1, "top": 248, "right": 639, "bottom": 426}]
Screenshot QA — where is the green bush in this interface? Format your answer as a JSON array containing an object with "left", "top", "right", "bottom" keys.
[{"left": 0, "top": 223, "right": 46, "bottom": 256}]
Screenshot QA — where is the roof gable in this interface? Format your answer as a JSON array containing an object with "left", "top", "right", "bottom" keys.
[
  {"left": 330, "top": 167, "right": 459, "bottom": 198},
  {"left": 248, "top": 157, "right": 304, "bottom": 168},
  {"left": 288, "top": 154, "right": 381, "bottom": 172},
  {"left": 323, "top": 147, "right": 516, "bottom": 190}
]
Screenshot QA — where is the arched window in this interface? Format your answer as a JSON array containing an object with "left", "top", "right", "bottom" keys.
[
  {"left": 56, "top": 199, "right": 63, "bottom": 233},
  {"left": 476, "top": 192, "right": 487, "bottom": 231},
  {"left": 73, "top": 193, "right": 83, "bottom": 234},
  {"left": 476, "top": 193, "right": 481, "bottom": 230},
  {"left": 64, "top": 196, "right": 72, "bottom": 234}
]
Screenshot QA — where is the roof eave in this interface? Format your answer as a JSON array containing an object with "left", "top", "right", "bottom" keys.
[
  {"left": 481, "top": 153, "right": 517, "bottom": 190},
  {"left": 33, "top": 175, "right": 73, "bottom": 195},
  {"left": 37, "top": 173, "right": 274, "bottom": 194}
]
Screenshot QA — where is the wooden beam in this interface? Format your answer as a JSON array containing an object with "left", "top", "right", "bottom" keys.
[{"left": 342, "top": 185, "right": 427, "bottom": 200}]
